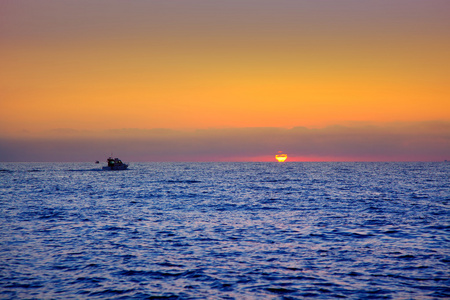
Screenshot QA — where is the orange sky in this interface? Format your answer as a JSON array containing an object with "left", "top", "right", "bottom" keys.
[{"left": 1, "top": 1, "right": 449, "bottom": 161}]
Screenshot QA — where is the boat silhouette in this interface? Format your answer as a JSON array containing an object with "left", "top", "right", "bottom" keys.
[{"left": 102, "top": 157, "right": 128, "bottom": 170}]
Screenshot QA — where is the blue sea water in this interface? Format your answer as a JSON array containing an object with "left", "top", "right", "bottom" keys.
[{"left": 0, "top": 162, "right": 449, "bottom": 299}]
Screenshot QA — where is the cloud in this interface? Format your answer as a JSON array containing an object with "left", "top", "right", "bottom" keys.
[{"left": 0, "top": 121, "right": 449, "bottom": 162}]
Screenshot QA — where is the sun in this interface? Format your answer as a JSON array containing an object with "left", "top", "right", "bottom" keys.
[{"left": 275, "top": 152, "right": 287, "bottom": 162}]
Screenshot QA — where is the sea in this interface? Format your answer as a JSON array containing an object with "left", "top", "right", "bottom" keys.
[{"left": 0, "top": 162, "right": 449, "bottom": 299}]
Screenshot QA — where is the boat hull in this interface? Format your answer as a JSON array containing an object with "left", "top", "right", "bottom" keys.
[{"left": 102, "top": 164, "right": 128, "bottom": 171}]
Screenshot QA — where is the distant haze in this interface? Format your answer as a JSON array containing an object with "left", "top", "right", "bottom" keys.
[{"left": 1, "top": 122, "right": 448, "bottom": 162}]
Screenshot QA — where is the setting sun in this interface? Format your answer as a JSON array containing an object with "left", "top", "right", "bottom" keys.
[{"left": 275, "top": 152, "right": 287, "bottom": 162}]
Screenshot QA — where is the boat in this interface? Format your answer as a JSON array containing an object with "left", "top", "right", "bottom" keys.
[{"left": 102, "top": 157, "right": 128, "bottom": 170}]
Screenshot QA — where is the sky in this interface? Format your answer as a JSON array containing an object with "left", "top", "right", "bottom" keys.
[{"left": 1, "top": 0, "right": 449, "bottom": 162}]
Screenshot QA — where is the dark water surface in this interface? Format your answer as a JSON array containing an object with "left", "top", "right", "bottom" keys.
[{"left": 0, "top": 162, "right": 449, "bottom": 299}]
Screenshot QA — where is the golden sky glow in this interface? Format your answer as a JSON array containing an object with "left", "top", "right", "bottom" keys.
[{"left": 1, "top": 1, "right": 449, "bottom": 161}]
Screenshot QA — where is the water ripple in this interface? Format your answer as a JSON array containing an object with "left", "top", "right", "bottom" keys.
[{"left": 0, "top": 162, "right": 449, "bottom": 299}]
